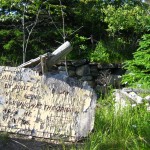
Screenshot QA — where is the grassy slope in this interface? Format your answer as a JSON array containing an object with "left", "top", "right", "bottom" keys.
[{"left": 83, "top": 92, "right": 150, "bottom": 150}]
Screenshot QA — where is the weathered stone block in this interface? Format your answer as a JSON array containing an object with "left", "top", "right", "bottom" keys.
[
  {"left": 86, "top": 81, "right": 96, "bottom": 88},
  {"left": 80, "top": 76, "right": 93, "bottom": 81},
  {"left": 72, "top": 59, "right": 87, "bottom": 67},
  {"left": 76, "top": 65, "right": 90, "bottom": 76},
  {"left": 90, "top": 66, "right": 99, "bottom": 76},
  {"left": 113, "top": 88, "right": 150, "bottom": 112},
  {"left": 58, "top": 66, "right": 66, "bottom": 71},
  {"left": 97, "top": 63, "right": 117, "bottom": 69},
  {"left": 0, "top": 66, "right": 97, "bottom": 141},
  {"left": 145, "top": 95, "right": 150, "bottom": 102},
  {"left": 68, "top": 70, "right": 76, "bottom": 77}
]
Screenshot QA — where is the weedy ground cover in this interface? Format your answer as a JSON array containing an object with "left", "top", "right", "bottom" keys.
[{"left": 83, "top": 92, "right": 150, "bottom": 150}]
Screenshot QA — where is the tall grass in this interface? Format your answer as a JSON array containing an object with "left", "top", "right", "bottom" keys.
[{"left": 83, "top": 92, "right": 150, "bottom": 150}]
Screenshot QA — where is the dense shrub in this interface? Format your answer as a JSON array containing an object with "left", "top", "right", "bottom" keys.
[
  {"left": 90, "top": 41, "right": 110, "bottom": 63},
  {"left": 122, "top": 34, "right": 150, "bottom": 88}
]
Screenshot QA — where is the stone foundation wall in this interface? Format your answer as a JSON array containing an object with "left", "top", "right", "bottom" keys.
[{"left": 50, "top": 59, "right": 125, "bottom": 94}]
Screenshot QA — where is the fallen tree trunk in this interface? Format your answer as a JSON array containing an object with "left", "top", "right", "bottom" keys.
[{"left": 18, "top": 41, "right": 72, "bottom": 68}]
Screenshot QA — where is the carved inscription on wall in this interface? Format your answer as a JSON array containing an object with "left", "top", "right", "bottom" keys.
[{"left": 0, "top": 66, "right": 96, "bottom": 141}]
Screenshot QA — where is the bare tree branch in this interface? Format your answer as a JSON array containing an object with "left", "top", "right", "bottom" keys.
[
  {"left": 68, "top": 26, "right": 84, "bottom": 37},
  {"left": 48, "top": 5, "right": 63, "bottom": 38},
  {"left": 24, "top": 8, "right": 41, "bottom": 61},
  {"left": 59, "top": 0, "right": 66, "bottom": 43},
  {"left": 22, "top": 3, "right": 41, "bottom": 63}
]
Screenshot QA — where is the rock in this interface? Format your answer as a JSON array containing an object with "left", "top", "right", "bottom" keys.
[
  {"left": 145, "top": 95, "right": 150, "bottom": 102},
  {"left": 58, "top": 66, "right": 76, "bottom": 77},
  {"left": 86, "top": 81, "right": 95, "bottom": 88},
  {"left": 58, "top": 66, "right": 75, "bottom": 71},
  {"left": 72, "top": 59, "right": 87, "bottom": 67},
  {"left": 111, "top": 68, "right": 125, "bottom": 75},
  {"left": 57, "top": 60, "right": 72, "bottom": 66},
  {"left": 147, "top": 106, "right": 150, "bottom": 112},
  {"left": 58, "top": 66, "right": 66, "bottom": 71},
  {"left": 80, "top": 76, "right": 93, "bottom": 81},
  {"left": 76, "top": 65, "right": 90, "bottom": 76},
  {"left": 90, "top": 66, "right": 99, "bottom": 76},
  {"left": 114, "top": 89, "right": 128, "bottom": 111},
  {"left": 28, "top": 136, "right": 33, "bottom": 139},
  {"left": 68, "top": 70, "right": 76, "bottom": 77},
  {"left": 97, "top": 63, "right": 117, "bottom": 69},
  {"left": 0, "top": 66, "right": 97, "bottom": 142},
  {"left": 113, "top": 88, "right": 150, "bottom": 112},
  {"left": 128, "top": 92, "right": 143, "bottom": 104},
  {"left": 89, "top": 62, "right": 98, "bottom": 66}
]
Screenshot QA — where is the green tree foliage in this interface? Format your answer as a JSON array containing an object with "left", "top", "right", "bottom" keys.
[
  {"left": 73, "top": 0, "right": 150, "bottom": 61},
  {"left": 103, "top": 4, "right": 150, "bottom": 34},
  {"left": 0, "top": 29, "right": 22, "bottom": 65},
  {"left": 102, "top": 3, "right": 150, "bottom": 59},
  {"left": 0, "top": 0, "right": 150, "bottom": 65},
  {"left": 122, "top": 34, "right": 150, "bottom": 88},
  {"left": 0, "top": 0, "right": 45, "bottom": 64},
  {"left": 0, "top": 0, "right": 79, "bottom": 64},
  {"left": 90, "top": 41, "right": 110, "bottom": 63}
]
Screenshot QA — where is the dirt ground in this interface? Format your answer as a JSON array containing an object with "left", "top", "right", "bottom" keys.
[{"left": 0, "top": 133, "right": 84, "bottom": 150}]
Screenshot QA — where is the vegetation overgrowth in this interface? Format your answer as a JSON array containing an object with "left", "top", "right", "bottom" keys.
[
  {"left": 0, "top": 0, "right": 150, "bottom": 150},
  {"left": 83, "top": 91, "right": 150, "bottom": 150},
  {"left": 122, "top": 34, "right": 150, "bottom": 89},
  {"left": 0, "top": 0, "right": 150, "bottom": 65}
]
